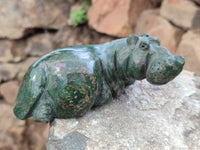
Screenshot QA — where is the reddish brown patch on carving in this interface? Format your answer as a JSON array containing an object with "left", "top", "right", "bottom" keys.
[{"left": 61, "top": 101, "right": 66, "bottom": 110}]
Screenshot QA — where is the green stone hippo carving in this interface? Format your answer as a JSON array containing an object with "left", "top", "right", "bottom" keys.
[{"left": 14, "top": 33, "right": 185, "bottom": 123}]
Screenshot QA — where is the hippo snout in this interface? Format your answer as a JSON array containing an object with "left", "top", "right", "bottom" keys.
[
  {"left": 175, "top": 55, "right": 185, "bottom": 66},
  {"left": 146, "top": 55, "right": 185, "bottom": 85}
]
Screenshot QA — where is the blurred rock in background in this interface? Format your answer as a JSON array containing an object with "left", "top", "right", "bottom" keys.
[
  {"left": 0, "top": 0, "right": 73, "bottom": 39},
  {"left": 176, "top": 30, "right": 200, "bottom": 75},
  {"left": 0, "top": 0, "right": 199, "bottom": 149},
  {"left": 160, "top": 0, "right": 200, "bottom": 30},
  {"left": 87, "top": 0, "right": 155, "bottom": 37}
]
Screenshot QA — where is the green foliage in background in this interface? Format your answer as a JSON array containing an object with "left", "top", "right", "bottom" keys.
[
  {"left": 70, "top": 0, "right": 91, "bottom": 27},
  {"left": 70, "top": 7, "right": 88, "bottom": 27}
]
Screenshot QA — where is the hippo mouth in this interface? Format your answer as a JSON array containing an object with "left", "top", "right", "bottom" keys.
[{"left": 146, "top": 55, "right": 185, "bottom": 85}]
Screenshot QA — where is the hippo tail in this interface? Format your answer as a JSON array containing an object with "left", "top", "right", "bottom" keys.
[{"left": 13, "top": 64, "right": 46, "bottom": 120}]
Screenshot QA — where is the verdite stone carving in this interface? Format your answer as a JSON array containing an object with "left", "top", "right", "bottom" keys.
[{"left": 13, "top": 33, "right": 185, "bottom": 123}]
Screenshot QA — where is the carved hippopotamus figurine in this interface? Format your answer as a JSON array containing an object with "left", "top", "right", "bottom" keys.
[{"left": 14, "top": 33, "right": 185, "bottom": 123}]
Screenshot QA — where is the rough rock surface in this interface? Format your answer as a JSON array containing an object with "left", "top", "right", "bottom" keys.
[
  {"left": 0, "top": 32, "right": 55, "bottom": 63},
  {"left": 160, "top": 0, "right": 200, "bottom": 29},
  {"left": 11, "top": 39, "right": 28, "bottom": 62},
  {"left": 0, "top": 57, "right": 40, "bottom": 83},
  {"left": 0, "top": 40, "right": 13, "bottom": 63},
  {"left": 135, "top": 9, "right": 183, "bottom": 54},
  {"left": 23, "top": 119, "right": 49, "bottom": 150},
  {"left": 88, "top": 0, "right": 154, "bottom": 37},
  {"left": 0, "top": 0, "right": 73, "bottom": 39},
  {"left": 0, "top": 103, "right": 25, "bottom": 150},
  {"left": 0, "top": 63, "right": 19, "bottom": 82},
  {"left": 26, "top": 33, "right": 54, "bottom": 57},
  {"left": 0, "top": 102, "right": 48, "bottom": 150},
  {"left": 47, "top": 70, "right": 200, "bottom": 150},
  {"left": 52, "top": 26, "right": 114, "bottom": 49},
  {"left": 176, "top": 30, "right": 200, "bottom": 76},
  {"left": 194, "top": 0, "right": 200, "bottom": 5},
  {"left": 0, "top": 81, "right": 19, "bottom": 105}
]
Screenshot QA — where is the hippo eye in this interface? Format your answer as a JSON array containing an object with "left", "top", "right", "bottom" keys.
[{"left": 139, "top": 42, "right": 149, "bottom": 50}]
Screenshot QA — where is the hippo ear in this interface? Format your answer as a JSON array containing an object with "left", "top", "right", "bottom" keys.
[
  {"left": 127, "top": 34, "right": 139, "bottom": 50},
  {"left": 149, "top": 37, "right": 161, "bottom": 46}
]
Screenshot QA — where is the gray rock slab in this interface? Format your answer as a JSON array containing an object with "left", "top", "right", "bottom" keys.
[{"left": 47, "top": 70, "right": 200, "bottom": 150}]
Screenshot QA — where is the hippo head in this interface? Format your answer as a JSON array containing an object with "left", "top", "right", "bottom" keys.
[{"left": 127, "top": 33, "right": 185, "bottom": 85}]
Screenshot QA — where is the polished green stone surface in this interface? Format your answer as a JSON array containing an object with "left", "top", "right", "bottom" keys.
[{"left": 14, "top": 34, "right": 185, "bottom": 122}]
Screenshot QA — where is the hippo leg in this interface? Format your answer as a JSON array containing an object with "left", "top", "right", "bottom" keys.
[
  {"left": 94, "top": 80, "right": 112, "bottom": 106},
  {"left": 33, "top": 92, "right": 54, "bottom": 123}
]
